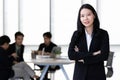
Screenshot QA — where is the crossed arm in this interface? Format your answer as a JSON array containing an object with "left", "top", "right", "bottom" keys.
[{"left": 74, "top": 45, "right": 101, "bottom": 63}]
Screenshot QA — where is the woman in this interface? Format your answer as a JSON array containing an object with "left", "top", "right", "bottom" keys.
[{"left": 68, "top": 4, "right": 109, "bottom": 80}]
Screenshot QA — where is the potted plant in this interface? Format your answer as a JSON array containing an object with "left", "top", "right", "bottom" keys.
[{"left": 50, "top": 46, "right": 61, "bottom": 58}]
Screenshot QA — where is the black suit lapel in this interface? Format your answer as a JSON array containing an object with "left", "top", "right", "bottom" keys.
[{"left": 81, "top": 32, "right": 89, "bottom": 52}]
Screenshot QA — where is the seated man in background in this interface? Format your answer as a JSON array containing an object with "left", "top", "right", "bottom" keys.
[
  {"left": 8, "top": 31, "right": 39, "bottom": 80},
  {"left": 0, "top": 35, "right": 14, "bottom": 80},
  {"left": 37, "top": 32, "right": 60, "bottom": 80}
]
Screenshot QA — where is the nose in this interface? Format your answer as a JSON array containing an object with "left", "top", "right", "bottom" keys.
[{"left": 84, "top": 15, "right": 88, "bottom": 20}]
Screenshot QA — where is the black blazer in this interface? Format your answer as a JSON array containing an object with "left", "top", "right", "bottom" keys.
[
  {"left": 68, "top": 29, "right": 109, "bottom": 80},
  {"left": 8, "top": 43, "right": 24, "bottom": 62},
  {"left": 0, "top": 47, "right": 14, "bottom": 80}
]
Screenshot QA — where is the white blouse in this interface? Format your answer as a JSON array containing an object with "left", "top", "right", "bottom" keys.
[{"left": 85, "top": 30, "right": 92, "bottom": 51}]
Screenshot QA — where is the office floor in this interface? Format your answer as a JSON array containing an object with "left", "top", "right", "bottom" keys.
[{"left": 24, "top": 45, "right": 120, "bottom": 80}]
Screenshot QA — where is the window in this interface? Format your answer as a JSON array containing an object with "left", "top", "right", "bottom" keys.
[
  {"left": 0, "top": 0, "right": 3, "bottom": 35},
  {"left": 51, "top": 0, "right": 81, "bottom": 45},
  {"left": 21, "top": 0, "right": 50, "bottom": 45},
  {"left": 3, "top": 0, "right": 19, "bottom": 42},
  {"left": 100, "top": 0, "right": 120, "bottom": 45}
]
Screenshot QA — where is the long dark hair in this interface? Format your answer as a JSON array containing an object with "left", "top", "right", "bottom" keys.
[{"left": 77, "top": 4, "right": 100, "bottom": 33}]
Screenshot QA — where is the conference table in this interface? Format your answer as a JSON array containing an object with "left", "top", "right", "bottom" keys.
[{"left": 26, "top": 55, "right": 74, "bottom": 80}]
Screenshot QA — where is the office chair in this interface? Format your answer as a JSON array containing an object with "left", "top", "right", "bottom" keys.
[{"left": 105, "top": 51, "right": 114, "bottom": 78}]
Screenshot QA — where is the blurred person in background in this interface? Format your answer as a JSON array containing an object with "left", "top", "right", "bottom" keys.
[
  {"left": 37, "top": 32, "right": 60, "bottom": 80},
  {"left": 0, "top": 35, "right": 14, "bottom": 80},
  {"left": 8, "top": 31, "right": 39, "bottom": 80}
]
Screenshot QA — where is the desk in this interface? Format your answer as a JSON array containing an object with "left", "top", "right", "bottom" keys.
[{"left": 26, "top": 56, "right": 74, "bottom": 80}]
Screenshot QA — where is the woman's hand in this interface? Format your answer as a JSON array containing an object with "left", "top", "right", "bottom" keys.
[
  {"left": 93, "top": 50, "right": 101, "bottom": 56},
  {"left": 74, "top": 46, "right": 79, "bottom": 52},
  {"left": 74, "top": 46, "right": 84, "bottom": 63},
  {"left": 78, "top": 59, "right": 84, "bottom": 63}
]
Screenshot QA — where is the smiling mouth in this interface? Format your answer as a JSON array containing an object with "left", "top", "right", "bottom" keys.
[{"left": 84, "top": 21, "right": 89, "bottom": 24}]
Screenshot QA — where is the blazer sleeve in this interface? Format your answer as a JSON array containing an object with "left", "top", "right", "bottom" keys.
[
  {"left": 84, "top": 30, "right": 110, "bottom": 64},
  {"left": 68, "top": 31, "right": 92, "bottom": 60}
]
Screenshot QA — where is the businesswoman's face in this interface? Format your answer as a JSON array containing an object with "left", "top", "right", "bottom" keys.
[{"left": 80, "top": 8, "right": 95, "bottom": 28}]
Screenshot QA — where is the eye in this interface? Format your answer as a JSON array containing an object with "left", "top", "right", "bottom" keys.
[
  {"left": 88, "top": 13, "right": 91, "bottom": 16},
  {"left": 80, "top": 14, "right": 84, "bottom": 18}
]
